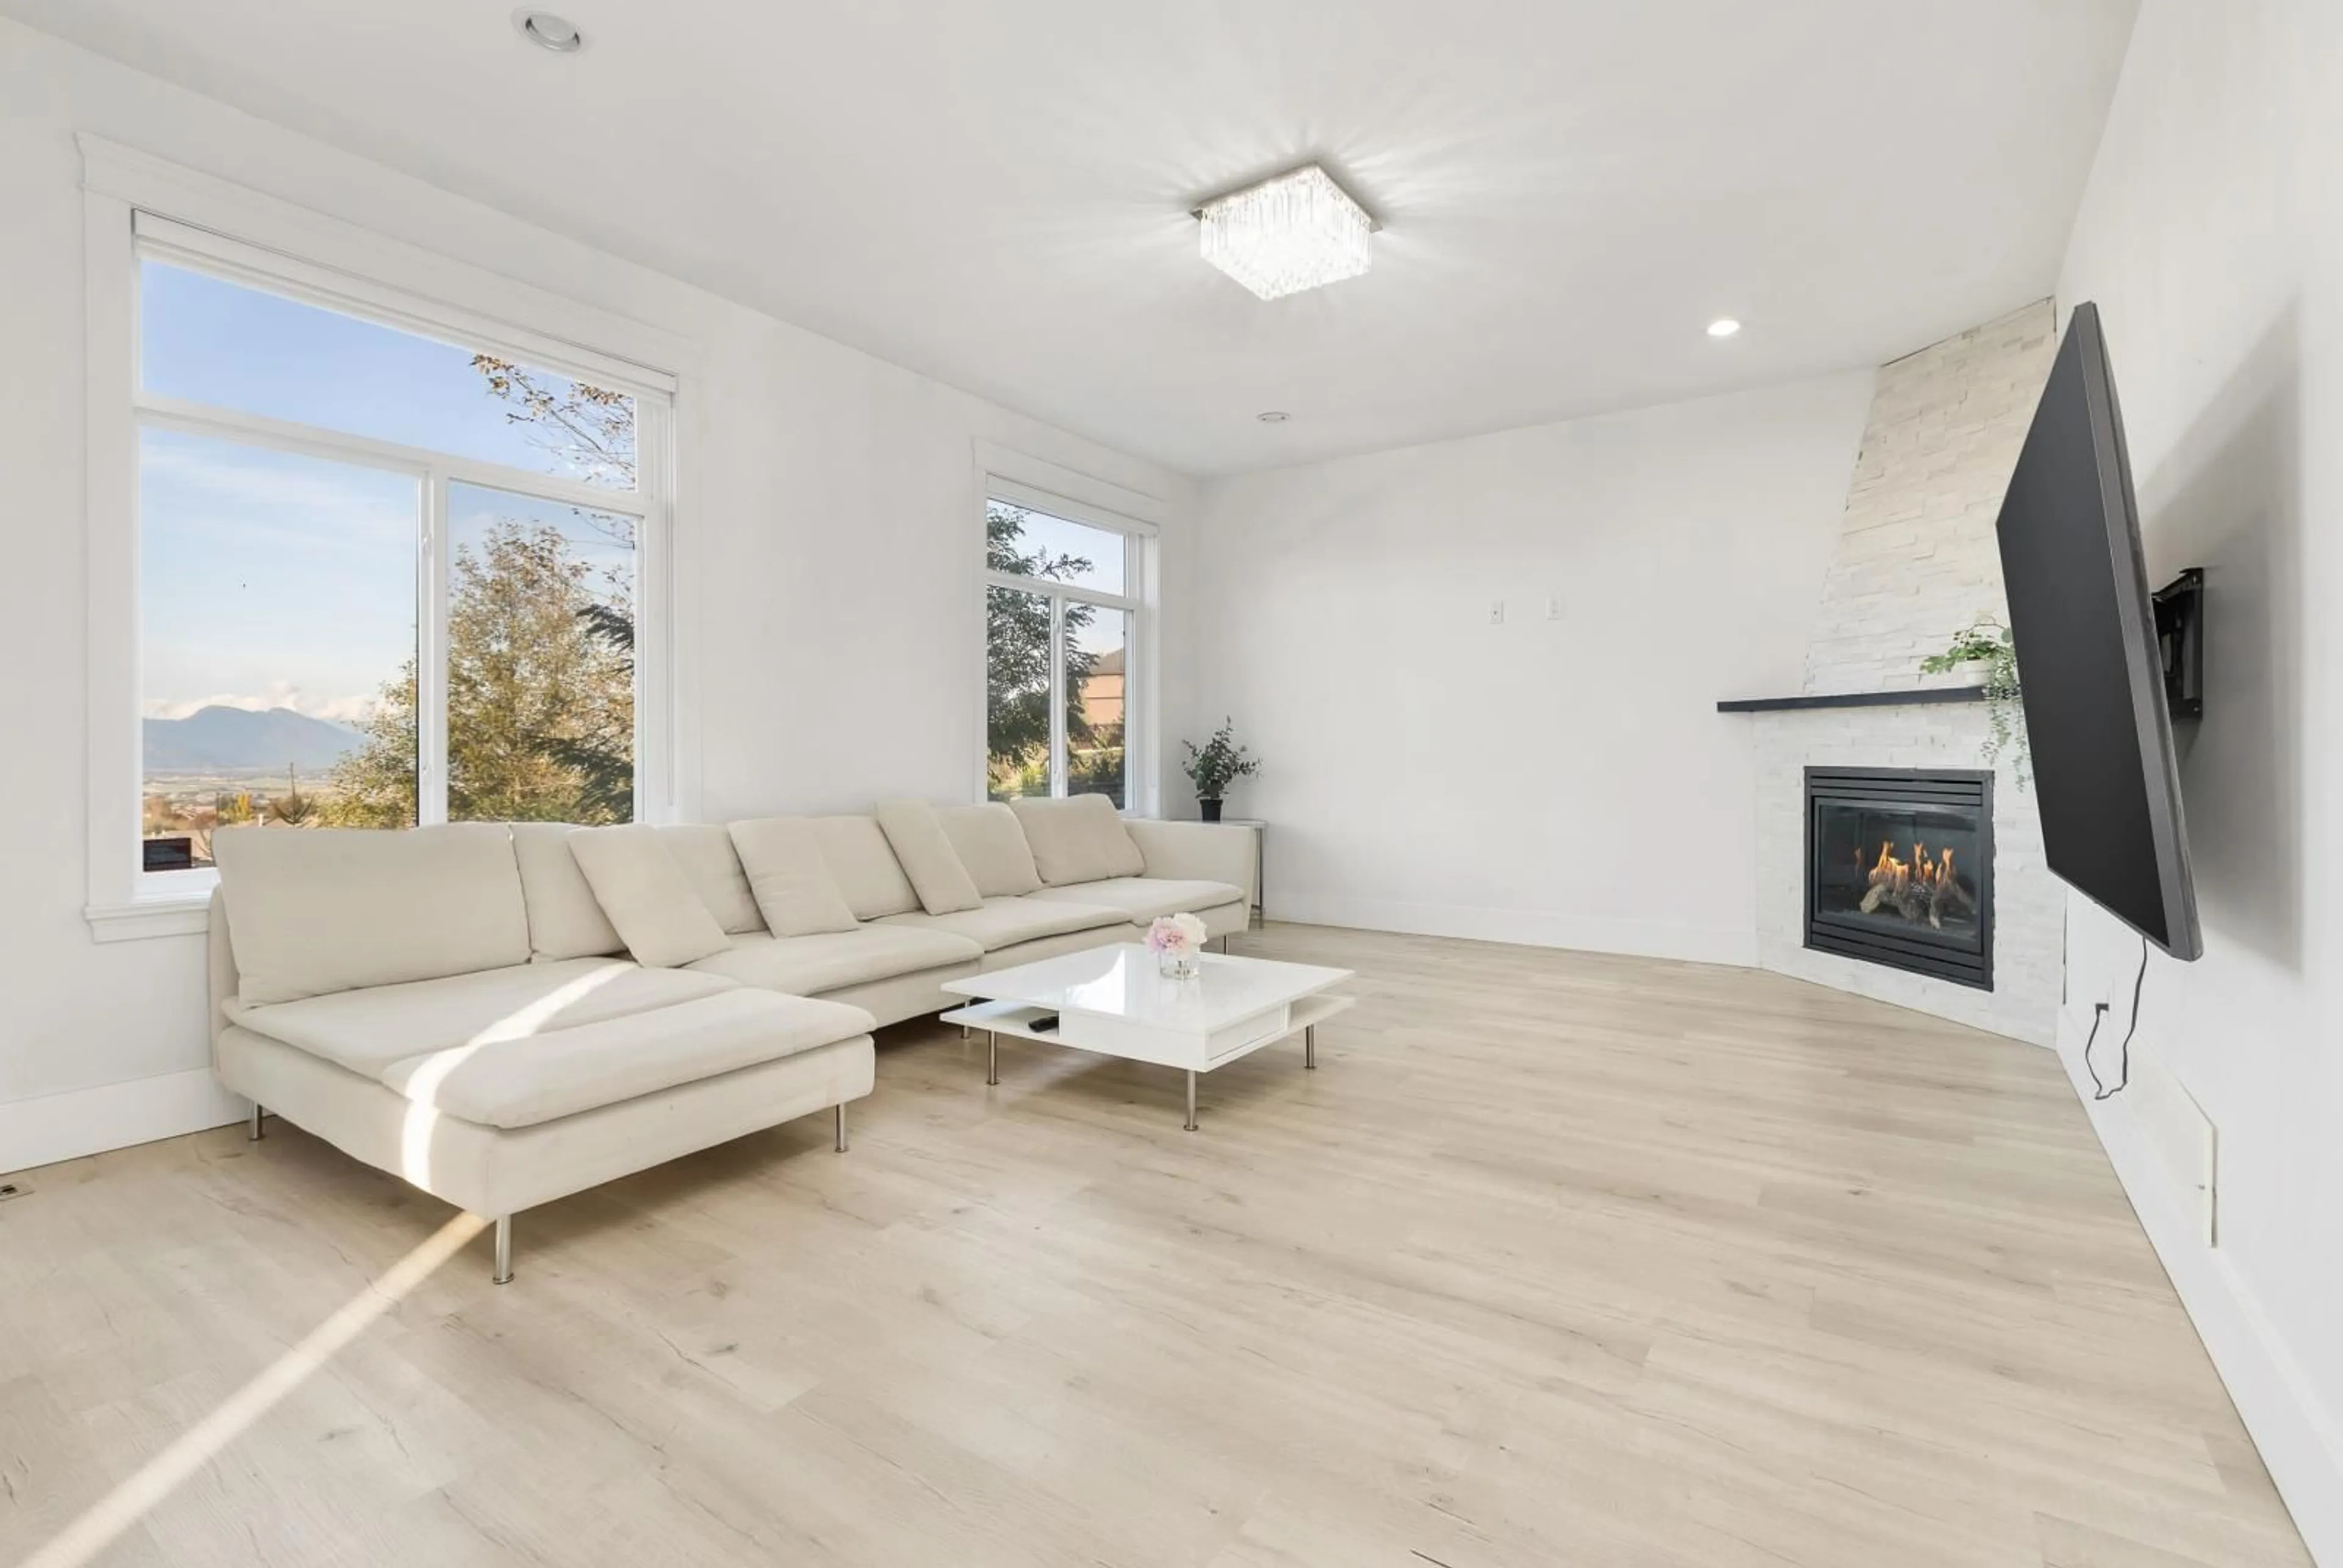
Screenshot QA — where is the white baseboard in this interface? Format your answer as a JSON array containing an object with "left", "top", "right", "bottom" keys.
[
  {"left": 0, "top": 1067, "right": 248, "bottom": 1178},
  {"left": 1269, "top": 893, "right": 1758, "bottom": 968},
  {"left": 2054, "top": 1005, "right": 2342, "bottom": 1565}
]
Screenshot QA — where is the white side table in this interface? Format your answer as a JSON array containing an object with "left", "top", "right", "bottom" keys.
[{"left": 1214, "top": 817, "right": 1265, "bottom": 927}]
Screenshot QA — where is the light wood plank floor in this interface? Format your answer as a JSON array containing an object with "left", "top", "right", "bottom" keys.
[{"left": 0, "top": 926, "right": 2309, "bottom": 1567}]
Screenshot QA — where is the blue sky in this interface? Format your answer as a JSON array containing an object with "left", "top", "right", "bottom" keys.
[{"left": 139, "top": 262, "right": 635, "bottom": 724}]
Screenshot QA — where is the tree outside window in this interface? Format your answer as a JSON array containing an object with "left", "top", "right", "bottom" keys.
[
  {"left": 985, "top": 500, "right": 1132, "bottom": 806},
  {"left": 325, "top": 361, "right": 638, "bottom": 827}
]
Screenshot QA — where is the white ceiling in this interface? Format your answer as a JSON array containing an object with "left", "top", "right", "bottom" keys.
[{"left": 4, "top": 0, "right": 2139, "bottom": 475}]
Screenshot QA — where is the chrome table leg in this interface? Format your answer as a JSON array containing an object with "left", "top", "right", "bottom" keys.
[
  {"left": 1184, "top": 1070, "right": 1198, "bottom": 1132},
  {"left": 987, "top": 1030, "right": 999, "bottom": 1087},
  {"left": 1305, "top": 1024, "right": 1316, "bottom": 1070}
]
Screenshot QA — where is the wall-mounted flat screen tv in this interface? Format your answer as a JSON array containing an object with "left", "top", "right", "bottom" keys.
[{"left": 1993, "top": 301, "right": 2201, "bottom": 960}]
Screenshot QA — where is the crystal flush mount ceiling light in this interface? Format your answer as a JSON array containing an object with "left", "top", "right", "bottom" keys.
[{"left": 1195, "top": 164, "right": 1376, "bottom": 301}]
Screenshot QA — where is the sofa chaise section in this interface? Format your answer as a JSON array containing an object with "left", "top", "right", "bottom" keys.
[{"left": 207, "top": 824, "right": 876, "bottom": 1284}]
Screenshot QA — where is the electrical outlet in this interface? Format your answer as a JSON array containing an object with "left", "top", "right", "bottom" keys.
[{"left": 1488, "top": 600, "right": 1505, "bottom": 625}]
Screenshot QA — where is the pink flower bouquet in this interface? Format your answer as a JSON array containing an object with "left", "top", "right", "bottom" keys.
[{"left": 1146, "top": 912, "right": 1209, "bottom": 978}]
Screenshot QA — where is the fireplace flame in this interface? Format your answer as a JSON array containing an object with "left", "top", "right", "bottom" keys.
[
  {"left": 1859, "top": 840, "right": 1970, "bottom": 927},
  {"left": 1866, "top": 841, "right": 1959, "bottom": 894}
]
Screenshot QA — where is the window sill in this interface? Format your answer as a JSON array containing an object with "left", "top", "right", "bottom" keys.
[{"left": 85, "top": 897, "right": 211, "bottom": 943}]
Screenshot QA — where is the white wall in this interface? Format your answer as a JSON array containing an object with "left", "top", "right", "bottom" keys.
[
  {"left": 1176, "top": 371, "right": 1874, "bottom": 965},
  {"left": 2052, "top": 0, "right": 2343, "bottom": 1556},
  {"left": 0, "top": 17, "right": 1192, "bottom": 1169}
]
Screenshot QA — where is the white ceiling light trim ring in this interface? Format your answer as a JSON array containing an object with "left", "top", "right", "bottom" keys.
[{"left": 1195, "top": 164, "right": 1374, "bottom": 301}]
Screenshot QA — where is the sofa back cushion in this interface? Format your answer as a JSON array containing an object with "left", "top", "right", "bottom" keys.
[
  {"left": 566, "top": 825, "right": 734, "bottom": 968},
  {"left": 1006, "top": 796, "right": 1146, "bottom": 886},
  {"left": 875, "top": 800, "right": 984, "bottom": 915},
  {"left": 212, "top": 823, "right": 533, "bottom": 1006},
  {"left": 810, "top": 815, "right": 922, "bottom": 920},
  {"left": 727, "top": 817, "right": 863, "bottom": 936},
  {"left": 938, "top": 804, "right": 1043, "bottom": 897},
  {"left": 656, "top": 824, "right": 766, "bottom": 935},
  {"left": 509, "top": 822, "right": 627, "bottom": 960}
]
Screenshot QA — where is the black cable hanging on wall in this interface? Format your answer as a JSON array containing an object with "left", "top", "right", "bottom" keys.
[{"left": 2083, "top": 934, "right": 2151, "bottom": 1099}]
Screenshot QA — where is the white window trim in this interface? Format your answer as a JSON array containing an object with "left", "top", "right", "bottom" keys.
[
  {"left": 81, "top": 136, "right": 704, "bottom": 941},
  {"left": 972, "top": 444, "right": 1164, "bottom": 817}
]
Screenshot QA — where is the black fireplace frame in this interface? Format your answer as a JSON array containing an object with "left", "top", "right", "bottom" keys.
[{"left": 1803, "top": 766, "right": 1995, "bottom": 991}]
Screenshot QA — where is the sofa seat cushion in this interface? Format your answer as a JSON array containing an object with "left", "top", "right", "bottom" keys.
[
  {"left": 223, "top": 958, "right": 736, "bottom": 1077},
  {"left": 1027, "top": 877, "right": 1247, "bottom": 924},
  {"left": 877, "top": 896, "right": 1125, "bottom": 952},
  {"left": 378, "top": 990, "right": 876, "bottom": 1131},
  {"left": 686, "top": 926, "right": 981, "bottom": 996}
]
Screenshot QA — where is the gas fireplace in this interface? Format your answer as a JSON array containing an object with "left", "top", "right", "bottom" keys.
[{"left": 1804, "top": 768, "right": 1993, "bottom": 988}]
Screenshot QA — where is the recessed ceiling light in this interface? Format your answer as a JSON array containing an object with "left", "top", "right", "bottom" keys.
[
  {"left": 1707, "top": 318, "right": 1743, "bottom": 338},
  {"left": 514, "top": 10, "right": 583, "bottom": 52},
  {"left": 1195, "top": 164, "right": 1375, "bottom": 301},
  {"left": 1256, "top": 411, "right": 1291, "bottom": 423}
]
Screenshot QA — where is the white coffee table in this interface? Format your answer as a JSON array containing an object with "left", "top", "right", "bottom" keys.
[{"left": 938, "top": 943, "right": 1354, "bottom": 1131}]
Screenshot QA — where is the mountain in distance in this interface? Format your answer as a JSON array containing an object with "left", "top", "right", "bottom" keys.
[{"left": 143, "top": 705, "right": 364, "bottom": 774}]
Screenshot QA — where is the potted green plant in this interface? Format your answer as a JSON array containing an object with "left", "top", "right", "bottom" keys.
[
  {"left": 1181, "top": 719, "right": 1259, "bottom": 822},
  {"left": 1920, "top": 614, "right": 2029, "bottom": 789}
]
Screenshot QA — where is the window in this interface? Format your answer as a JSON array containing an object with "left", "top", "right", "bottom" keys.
[
  {"left": 984, "top": 496, "right": 1144, "bottom": 807},
  {"left": 131, "top": 232, "right": 671, "bottom": 885}
]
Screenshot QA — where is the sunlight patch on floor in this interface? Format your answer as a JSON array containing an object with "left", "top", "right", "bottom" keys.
[{"left": 19, "top": 1210, "right": 487, "bottom": 1568}]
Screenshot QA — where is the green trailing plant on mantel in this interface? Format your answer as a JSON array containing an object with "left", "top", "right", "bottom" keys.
[{"left": 1920, "top": 614, "right": 2029, "bottom": 789}]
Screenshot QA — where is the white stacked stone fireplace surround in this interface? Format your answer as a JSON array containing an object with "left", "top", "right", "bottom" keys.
[
  {"left": 1752, "top": 708, "right": 2059, "bottom": 1043},
  {"left": 1740, "top": 302, "right": 2064, "bottom": 1045}
]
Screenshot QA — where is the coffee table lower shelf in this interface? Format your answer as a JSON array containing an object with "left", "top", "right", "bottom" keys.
[{"left": 938, "top": 991, "right": 1355, "bottom": 1131}]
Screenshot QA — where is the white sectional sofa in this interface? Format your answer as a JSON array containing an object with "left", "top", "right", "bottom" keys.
[{"left": 206, "top": 796, "right": 1253, "bottom": 1282}]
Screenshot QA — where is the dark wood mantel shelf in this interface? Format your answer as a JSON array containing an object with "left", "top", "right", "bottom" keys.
[{"left": 1715, "top": 686, "right": 1988, "bottom": 714}]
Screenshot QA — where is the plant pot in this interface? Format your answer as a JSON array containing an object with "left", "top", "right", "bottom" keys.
[{"left": 1198, "top": 797, "right": 1223, "bottom": 823}]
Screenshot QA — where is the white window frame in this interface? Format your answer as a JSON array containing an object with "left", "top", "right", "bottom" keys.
[
  {"left": 974, "top": 445, "right": 1163, "bottom": 815},
  {"left": 81, "top": 137, "right": 702, "bottom": 940}
]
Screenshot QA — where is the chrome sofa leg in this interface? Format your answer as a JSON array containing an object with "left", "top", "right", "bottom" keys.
[
  {"left": 248, "top": 1104, "right": 265, "bottom": 1141},
  {"left": 835, "top": 1102, "right": 849, "bottom": 1153},
  {"left": 492, "top": 1215, "right": 514, "bottom": 1286}
]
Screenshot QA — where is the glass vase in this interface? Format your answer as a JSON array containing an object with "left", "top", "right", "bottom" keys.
[{"left": 1157, "top": 948, "right": 1200, "bottom": 980}]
